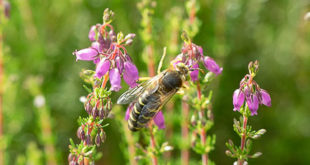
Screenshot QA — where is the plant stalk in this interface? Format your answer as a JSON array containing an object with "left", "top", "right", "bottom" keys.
[
  {"left": 181, "top": 96, "right": 190, "bottom": 165},
  {"left": 0, "top": 0, "right": 4, "bottom": 164},
  {"left": 196, "top": 82, "right": 208, "bottom": 165},
  {"left": 238, "top": 115, "right": 248, "bottom": 165}
]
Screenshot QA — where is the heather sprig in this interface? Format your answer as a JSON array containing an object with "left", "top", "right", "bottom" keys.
[
  {"left": 226, "top": 61, "right": 271, "bottom": 165},
  {"left": 68, "top": 9, "right": 138, "bottom": 165},
  {"left": 173, "top": 30, "right": 222, "bottom": 165}
]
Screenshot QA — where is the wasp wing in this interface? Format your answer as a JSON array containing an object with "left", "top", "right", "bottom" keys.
[
  {"left": 157, "top": 88, "right": 179, "bottom": 110},
  {"left": 117, "top": 72, "right": 165, "bottom": 104}
]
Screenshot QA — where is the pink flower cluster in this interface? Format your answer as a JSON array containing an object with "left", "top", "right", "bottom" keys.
[
  {"left": 173, "top": 43, "right": 223, "bottom": 82},
  {"left": 233, "top": 74, "right": 271, "bottom": 115},
  {"left": 73, "top": 24, "right": 139, "bottom": 91}
]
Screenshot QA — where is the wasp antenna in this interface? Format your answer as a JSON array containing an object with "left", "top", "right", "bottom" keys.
[
  {"left": 189, "top": 68, "right": 205, "bottom": 74},
  {"left": 157, "top": 47, "right": 167, "bottom": 74}
]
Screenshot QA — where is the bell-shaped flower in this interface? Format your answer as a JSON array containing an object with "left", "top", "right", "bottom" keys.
[
  {"left": 260, "top": 89, "right": 271, "bottom": 107},
  {"left": 246, "top": 93, "right": 259, "bottom": 115},
  {"left": 74, "top": 48, "right": 98, "bottom": 61},
  {"left": 109, "top": 68, "right": 122, "bottom": 91},
  {"left": 153, "top": 111, "right": 165, "bottom": 129},
  {"left": 88, "top": 26, "right": 96, "bottom": 41},
  {"left": 95, "top": 59, "right": 110, "bottom": 78},
  {"left": 233, "top": 89, "right": 245, "bottom": 111},
  {"left": 91, "top": 42, "right": 103, "bottom": 53},
  {"left": 123, "top": 61, "right": 139, "bottom": 88},
  {"left": 203, "top": 56, "right": 223, "bottom": 75},
  {"left": 190, "top": 63, "right": 199, "bottom": 82}
]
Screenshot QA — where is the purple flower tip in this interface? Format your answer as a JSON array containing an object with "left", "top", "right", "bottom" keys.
[
  {"left": 260, "top": 89, "right": 271, "bottom": 107},
  {"left": 95, "top": 59, "right": 110, "bottom": 78},
  {"left": 246, "top": 94, "right": 259, "bottom": 116},
  {"left": 233, "top": 89, "right": 245, "bottom": 111},
  {"left": 74, "top": 48, "right": 98, "bottom": 61},
  {"left": 109, "top": 68, "right": 122, "bottom": 91},
  {"left": 203, "top": 56, "right": 223, "bottom": 75},
  {"left": 88, "top": 26, "right": 96, "bottom": 41},
  {"left": 190, "top": 63, "right": 199, "bottom": 82},
  {"left": 123, "top": 61, "right": 139, "bottom": 88},
  {"left": 153, "top": 111, "right": 165, "bottom": 129},
  {"left": 125, "top": 103, "right": 134, "bottom": 120}
]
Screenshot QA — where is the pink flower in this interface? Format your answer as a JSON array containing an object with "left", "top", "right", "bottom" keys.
[
  {"left": 190, "top": 62, "right": 199, "bottom": 82},
  {"left": 123, "top": 61, "right": 139, "bottom": 88},
  {"left": 88, "top": 26, "right": 96, "bottom": 41},
  {"left": 95, "top": 59, "right": 110, "bottom": 78},
  {"left": 153, "top": 111, "right": 165, "bottom": 129},
  {"left": 233, "top": 89, "right": 245, "bottom": 111},
  {"left": 203, "top": 56, "right": 223, "bottom": 75},
  {"left": 246, "top": 93, "right": 259, "bottom": 115},
  {"left": 74, "top": 48, "right": 98, "bottom": 61},
  {"left": 109, "top": 68, "right": 121, "bottom": 91},
  {"left": 259, "top": 89, "right": 271, "bottom": 107},
  {"left": 125, "top": 103, "right": 134, "bottom": 120}
]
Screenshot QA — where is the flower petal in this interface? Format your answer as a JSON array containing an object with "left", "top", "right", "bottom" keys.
[
  {"left": 74, "top": 48, "right": 98, "bottom": 61},
  {"left": 109, "top": 68, "right": 122, "bottom": 91},
  {"left": 233, "top": 89, "right": 245, "bottom": 111},
  {"left": 123, "top": 61, "right": 139, "bottom": 88},
  {"left": 153, "top": 111, "right": 165, "bottom": 129},
  {"left": 260, "top": 89, "right": 271, "bottom": 107},
  {"left": 190, "top": 63, "right": 199, "bottom": 82},
  {"left": 246, "top": 94, "right": 259, "bottom": 115},
  {"left": 95, "top": 59, "right": 110, "bottom": 78},
  {"left": 88, "top": 26, "right": 96, "bottom": 41},
  {"left": 203, "top": 56, "right": 223, "bottom": 75},
  {"left": 125, "top": 103, "right": 134, "bottom": 120}
]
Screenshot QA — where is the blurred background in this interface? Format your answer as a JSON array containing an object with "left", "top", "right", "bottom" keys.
[{"left": 2, "top": 0, "right": 310, "bottom": 164}]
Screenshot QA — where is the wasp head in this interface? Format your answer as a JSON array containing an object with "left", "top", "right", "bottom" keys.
[{"left": 175, "top": 62, "right": 189, "bottom": 75}]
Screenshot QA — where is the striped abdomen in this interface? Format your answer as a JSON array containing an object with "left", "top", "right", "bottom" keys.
[
  {"left": 128, "top": 71, "right": 183, "bottom": 131},
  {"left": 128, "top": 91, "right": 161, "bottom": 131}
]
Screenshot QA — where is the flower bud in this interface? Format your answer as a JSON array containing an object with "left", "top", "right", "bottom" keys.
[
  {"left": 95, "top": 133, "right": 101, "bottom": 146},
  {"left": 77, "top": 126, "right": 82, "bottom": 139},
  {"left": 124, "top": 33, "right": 136, "bottom": 40},
  {"left": 85, "top": 102, "right": 92, "bottom": 115},
  {"left": 92, "top": 106, "right": 98, "bottom": 119},
  {"left": 124, "top": 39, "right": 133, "bottom": 46},
  {"left": 99, "top": 107, "right": 105, "bottom": 120},
  {"left": 86, "top": 135, "right": 91, "bottom": 145},
  {"left": 68, "top": 153, "right": 74, "bottom": 162},
  {"left": 100, "top": 130, "right": 106, "bottom": 143}
]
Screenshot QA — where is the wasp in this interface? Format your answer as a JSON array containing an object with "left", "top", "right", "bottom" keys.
[{"left": 117, "top": 63, "right": 189, "bottom": 131}]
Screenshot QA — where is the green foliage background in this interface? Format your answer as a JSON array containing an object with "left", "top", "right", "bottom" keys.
[{"left": 3, "top": 0, "right": 310, "bottom": 164}]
